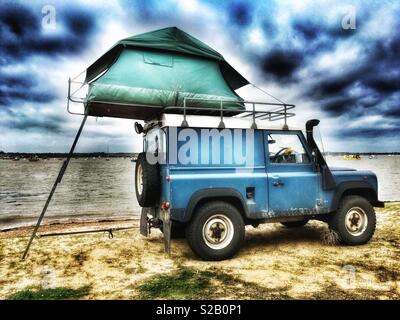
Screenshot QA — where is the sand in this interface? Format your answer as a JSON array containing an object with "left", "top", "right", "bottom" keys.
[{"left": 0, "top": 203, "right": 399, "bottom": 300}]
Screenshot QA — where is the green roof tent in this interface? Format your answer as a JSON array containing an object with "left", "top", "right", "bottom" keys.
[{"left": 85, "top": 27, "right": 249, "bottom": 120}]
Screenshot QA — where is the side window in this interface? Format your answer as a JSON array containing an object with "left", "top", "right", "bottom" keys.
[{"left": 267, "top": 133, "right": 310, "bottom": 164}]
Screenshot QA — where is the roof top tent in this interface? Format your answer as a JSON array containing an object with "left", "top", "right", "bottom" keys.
[
  {"left": 67, "top": 26, "right": 295, "bottom": 126},
  {"left": 82, "top": 27, "right": 249, "bottom": 120}
]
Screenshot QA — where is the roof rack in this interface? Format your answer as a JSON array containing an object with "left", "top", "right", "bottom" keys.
[
  {"left": 164, "top": 97, "right": 295, "bottom": 130},
  {"left": 67, "top": 79, "right": 295, "bottom": 129}
]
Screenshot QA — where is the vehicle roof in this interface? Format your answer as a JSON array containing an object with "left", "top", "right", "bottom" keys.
[{"left": 155, "top": 114, "right": 301, "bottom": 131}]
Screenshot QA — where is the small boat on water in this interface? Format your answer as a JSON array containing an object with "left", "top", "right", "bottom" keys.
[{"left": 343, "top": 154, "right": 361, "bottom": 160}]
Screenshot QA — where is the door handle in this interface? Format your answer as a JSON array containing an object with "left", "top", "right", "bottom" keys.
[{"left": 273, "top": 181, "right": 284, "bottom": 187}]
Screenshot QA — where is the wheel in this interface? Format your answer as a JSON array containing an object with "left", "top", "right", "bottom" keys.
[
  {"left": 135, "top": 152, "right": 160, "bottom": 207},
  {"left": 329, "top": 195, "right": 376, "bottom": 245},
  {"left": 186, "top": 201, "right": 245, "bottom": 261},
  {"left": 281, "top": 219, "right": 309, "bottom": 228},
  {"left": 160, "top": 222, "right": 186, "bottom": 239}
]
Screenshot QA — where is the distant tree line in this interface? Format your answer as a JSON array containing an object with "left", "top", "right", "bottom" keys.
[{"left": 0, "top": 152, "right": 139, "bottom": 159}]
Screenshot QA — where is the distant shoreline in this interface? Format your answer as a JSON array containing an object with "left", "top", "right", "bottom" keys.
[
  {"left": 0, "top": 152, "right": 139, "bottom": 159},
  {"left": 0, "top": 151, "right": 399, "bottom": 159}
]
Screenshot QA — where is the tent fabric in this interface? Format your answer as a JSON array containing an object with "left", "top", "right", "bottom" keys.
[
  {"left": 85, "top": 27, "right": 249, "bottom": 90},
  {"left": 87, "top": 48, "right": 244, "bottom": 111},
  {"left": 84, "top": 27, "right": 249, "bottom": 119}
]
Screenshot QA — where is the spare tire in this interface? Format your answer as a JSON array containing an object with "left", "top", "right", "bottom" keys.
[{"left": 135, "top": 152, "right": 160, "bottom": 207}]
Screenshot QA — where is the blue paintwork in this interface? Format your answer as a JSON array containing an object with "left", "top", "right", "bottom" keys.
[{"left": 147, "top": 127, "right": 379, "bottom": 222}]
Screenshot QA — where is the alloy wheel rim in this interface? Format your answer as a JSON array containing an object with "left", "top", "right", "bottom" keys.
[
  {"left": 345, "top": 207, "right": 368, "bottom": 236},
  {"left": 202, "top": 214, "right": 234, "bottom": 250}
]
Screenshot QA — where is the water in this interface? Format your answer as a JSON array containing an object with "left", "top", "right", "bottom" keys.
[
  {"left": 1, "top": 156, "right": 399, "bottom": 230},
  {"left": 325, "top": 155, "right": 400, "bottom": 202},
  {"left": 0, "top": 158, "right": 140, "bottom": 230}
]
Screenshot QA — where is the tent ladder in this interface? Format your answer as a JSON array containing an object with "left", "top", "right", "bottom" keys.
[{"left": 22, "top": 114, "right": 88, "bottom": 260}]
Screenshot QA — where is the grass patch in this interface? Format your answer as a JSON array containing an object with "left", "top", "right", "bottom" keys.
[
  {"left": 73, "top": 251, "right": 88, "bottom": 266},
  {"left": 355, "top": 263, "right": 399, "bottom": 282},
  {"left": 124, "top": 264, "right": 146, "bottom": 275},
  {"left": 118, "top": 248, "right": 135, "bottom": 259},
  {"left": 334, "top": 260, "right": 400, "bottom": 283},
  {"left": 137, "top": 265, "right": 146, "bottom": 273},
  {"left": 6, "top": 286, "right": 91, "bottom": 300},
  {"left": 375, "top": 266, "right": 399, "bottom": 282},
  {"left": 308, "top": 283, "right": 398, "bottom": 300},
  {"left": 138, "top": 268, "right": 210, "bottom": 299},
  {"left": 138, "top": 266, "right": 291, "bottom": 300}
]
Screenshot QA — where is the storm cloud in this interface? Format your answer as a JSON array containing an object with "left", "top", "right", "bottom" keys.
[
  {"left": 0, "top": 2, "right": 97, "bottom": 63},
  {"left": 261, "top": 49, "right": 304, "bottom": 81},
  {"left": 0, "top": 0, "right": 98, "bottom": 129},
  {"left": 0, "top": 0, "right": 399, "bottom": 152},
  {"left": 0, "top": 71, "right": 56, "bottom": 107},
  {"left": 228, "top": 1, "right": 254, "bottom": 26}
]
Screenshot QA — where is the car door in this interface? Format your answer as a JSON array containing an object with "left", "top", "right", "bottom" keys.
[{"left": 265, "top": 130, "right": 321, "bottom": 216}]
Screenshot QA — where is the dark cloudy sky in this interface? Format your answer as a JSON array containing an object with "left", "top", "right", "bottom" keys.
[{"left": 0, "top": 0, "right": 399, "bottom": 153}]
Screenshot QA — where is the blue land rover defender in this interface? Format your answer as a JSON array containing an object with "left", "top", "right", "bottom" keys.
[{"left": 134, "top": 106, "right": 384, "bottom": 261}]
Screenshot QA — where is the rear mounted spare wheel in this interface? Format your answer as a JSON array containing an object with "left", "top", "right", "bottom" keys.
[{"left": 135, "top": 152, "right": 160, "bottom": 207}]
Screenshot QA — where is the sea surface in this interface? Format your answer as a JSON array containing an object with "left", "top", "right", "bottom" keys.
[
  {"left": 325, "top": 155, "right": 400, "bottom": 201},
  {"left": 0, "top": 158, "right": 139, "bottom": 230},
  {"left": 1, "top": 155, "right": 399, "bottom": 230}
]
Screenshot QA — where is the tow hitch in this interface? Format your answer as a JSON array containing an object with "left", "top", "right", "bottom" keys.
[{"left": 140, "top": 207, "right": 171, "bottom": 255}]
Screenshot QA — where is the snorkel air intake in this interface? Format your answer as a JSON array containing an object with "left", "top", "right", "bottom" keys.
[{"left": 306, "top": 119, "right": 336, "bottom": 190}]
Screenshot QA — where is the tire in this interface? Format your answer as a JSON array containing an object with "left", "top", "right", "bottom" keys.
[
  {"left": 135, "top": 152, "right": 160, "bottom": 207},
  {"left": 186, "top": 201, "right": 245, "bottom": 261},
  {"left": 160, "top": 222, "right": 186, "bottom": 239},
  {"left": 329, "top": 195, "right": 376, "bottom": 245},
  {"left": 281, "top": 219, "right": 309, "bottom": 228}
]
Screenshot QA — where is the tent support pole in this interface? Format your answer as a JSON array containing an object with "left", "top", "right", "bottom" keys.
[{"left": 22, "top": 114, "right": 88, "bottom": 260}]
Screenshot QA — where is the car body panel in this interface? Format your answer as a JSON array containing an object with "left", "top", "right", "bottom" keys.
[{"left": 142, "top": 125, "right": 381, "bottom": 223}]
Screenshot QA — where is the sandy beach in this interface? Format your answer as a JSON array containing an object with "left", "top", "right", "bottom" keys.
[{"left": 0, "top": 203, "right": 399, "bottom": 300}]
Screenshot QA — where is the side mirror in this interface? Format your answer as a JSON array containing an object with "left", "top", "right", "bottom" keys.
[{"left": 134, "top": 122, "right": 144, "bottom": 134}]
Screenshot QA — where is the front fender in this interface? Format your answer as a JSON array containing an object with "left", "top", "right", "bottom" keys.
[{"left": 330, "top": 181, "right": 383, "bottom": 211}]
